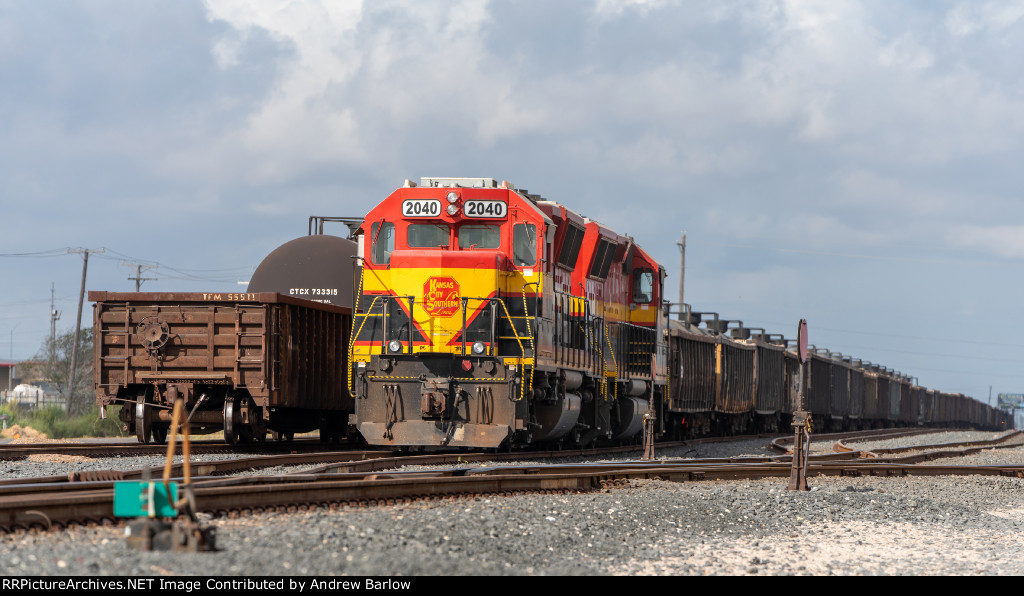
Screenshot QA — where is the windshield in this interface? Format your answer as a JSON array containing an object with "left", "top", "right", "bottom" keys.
[
  {"left": 513, "top": 223, "right": 537, "bottom": 266},
  {"left": 633, "top": 270, "right": 654, "bottom": 304},
  {"left": 371, "top": 221, "right": 395, "bottom": 265},
  {"left": 408, "top": 224, "right": 450, "bottom": 248},
  {"left": 458, "top": 224, "right": 501, "bottom": 249}
]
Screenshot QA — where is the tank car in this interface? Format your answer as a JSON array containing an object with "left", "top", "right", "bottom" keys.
[{"left": 349, "top": 178, "right": 667, "bottom": 449}]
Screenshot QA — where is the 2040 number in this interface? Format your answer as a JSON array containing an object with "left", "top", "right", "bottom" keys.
[
  {"left": 464, "top": 200, "right": 507, "bottom": 218},
  {"left": 402, "top": 199, "right": 441, "bottom": 217}
]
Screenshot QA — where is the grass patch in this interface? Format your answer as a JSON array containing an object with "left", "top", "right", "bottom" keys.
[{"left": 0, "top": 403, "right": 125, "bottom": 439}]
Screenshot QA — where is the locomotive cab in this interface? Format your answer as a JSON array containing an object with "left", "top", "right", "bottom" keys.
[
  {"left": 350, "top": 178, "right": 668, "bottom": 449},
  {"left": 351, "top": 178, "right": 549, "bottom": 447}
]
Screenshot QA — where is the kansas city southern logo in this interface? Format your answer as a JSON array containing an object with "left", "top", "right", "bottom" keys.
[{"left": 423, "top": 276, "right": 461, "bottom": 317}]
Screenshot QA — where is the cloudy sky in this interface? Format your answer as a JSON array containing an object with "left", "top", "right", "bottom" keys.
[{"left": 2, "top": 0, "right": 1022, "bottom": 407}]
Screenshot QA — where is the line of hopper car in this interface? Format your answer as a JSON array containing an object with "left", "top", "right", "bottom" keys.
[{"left": 92, "top": 177, "right": 1011, "bottom": 447}]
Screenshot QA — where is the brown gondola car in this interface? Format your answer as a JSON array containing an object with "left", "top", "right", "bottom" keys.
[
  {"left": 715, "top": 335, "right": 755, "bottom": 434},
  {"left": 829, "top": 357, "right": 851, "bottom": 428},
  {"left": 899, "top": 382, "right": 919, "bottom": 426},
  {"left": 92, "top": 291, "right": 352, "bottom": 444},
  {"left": 888, "top": 374, "right": 901, "bottom": 423},
  {"left": 848, "top": 363, "right": 864, "bottom": 426},
  {"left": 666, "top": 320, "right": 718, "bottom": 437},
  {"left": 806, "top": 353, "right": 833, "bottom": 430},
  {"left": 752, "top": 338, "right": 788, "bottom": 432}
]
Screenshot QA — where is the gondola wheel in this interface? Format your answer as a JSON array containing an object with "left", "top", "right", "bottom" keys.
[{"left": 135, "top": 387, "right": 153, "bottom": 444}]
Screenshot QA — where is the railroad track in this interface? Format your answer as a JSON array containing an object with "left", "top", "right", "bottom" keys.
[
  {"left": 2, "top": 430, "right": 1021, "bottom": 533},
  {"left": 0, "top": 432, "right": 781, "bottom": 461},
  {"left": 0, "top": 437, "right": 357, "bottom": 461}
]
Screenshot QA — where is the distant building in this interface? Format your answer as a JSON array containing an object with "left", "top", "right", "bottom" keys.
[
  {"left": 998, "top": 393, "right": 1024, "bottom": 410},
  {"left": 0, "top": 361, "right": 18, "bottom": 393}
]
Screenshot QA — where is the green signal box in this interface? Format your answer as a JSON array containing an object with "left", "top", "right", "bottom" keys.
[{"left": 113, "top": 481, "right": 179, "bottom": 518}]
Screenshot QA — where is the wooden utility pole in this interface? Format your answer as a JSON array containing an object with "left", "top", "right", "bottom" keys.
[
  {"left": 125, "top": 263, "right": 157, "bottom": 292},
  {"left": 67, "top": 248, "right": 104, "bottom": 412},
  {"left": 49, "top": 282, "right": 61, "bottom": 365},
  {"left": 677, "top": 233, "right": 686, "bottom": 320}
]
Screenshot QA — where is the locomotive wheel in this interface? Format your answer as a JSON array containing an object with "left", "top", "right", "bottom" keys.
[
  {"left": 152, "top": 425, "right": 168, "bottom": 445},
  {"left": 135, "top": 388, "right": 153, "bottom": 444}
]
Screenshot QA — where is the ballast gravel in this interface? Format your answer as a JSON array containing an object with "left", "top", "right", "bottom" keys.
[{"left": 3, "top": 430, "right": 1024, "bottom": 576}]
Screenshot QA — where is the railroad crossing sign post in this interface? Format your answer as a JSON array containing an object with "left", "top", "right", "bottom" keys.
[{"left": 788, "top": 319, "right": 811, "bottom": 492}]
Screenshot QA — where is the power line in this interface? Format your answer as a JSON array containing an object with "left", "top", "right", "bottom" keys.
[
  {"left": 0, "top": 248, "right": 72, "bottom": 258},
  {"left": 745, "top": 318, "right": 1024, "bottom": 350},
  {"left": 122, "top": 263, "right": 158, "bottom": 291},
  {"left": 3, "top": 245, "right": 252, "bottom": 284},
  {"left": 825, "top": 343, "right": 1022, "bottom": 364},
  {"left": 704, "top": 241, "right": 1021, "bottom": 267},
  {"left": 908, "top": 366, "right": 1024, "bottom": 380}
]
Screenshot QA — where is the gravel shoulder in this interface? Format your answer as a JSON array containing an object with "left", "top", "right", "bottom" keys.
[{"left": 3, "top": 430, "right": 1023, "bottom": 576}]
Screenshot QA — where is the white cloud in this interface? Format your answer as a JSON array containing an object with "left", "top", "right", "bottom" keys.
[
  {"left": 183, "top": 0, "right": 1024, "bottom": 190},
  {"left": 836, "top": 170, "right": 955, "bottom": 216},
  {"left": 592, "top": 0, "right": 679, "bottom": 19},
  {"left": 946, "top": 1, "right": 1024, "bottom": 37},
  {"left": 947, "top": 225, "right": 1024, "bottom": 260}
]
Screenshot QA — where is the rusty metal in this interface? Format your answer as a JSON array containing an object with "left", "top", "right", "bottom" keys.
[
  {"left": 91, "top": 291, "right": 353, "bottom": 443},
  {"left": 788, "top": 329, "right": 811, "bottom": 492},
  {"left": 125, "top": 517, "right": 216, "bottom": 552},
  {"left": 0, "top": 436, "right": 355, "bottom": 462},
  {"left": 788, "top": 410, "right": 810, "bottom": 491},
  {"left": 420, "top": 378, "right": 449, "bottom": 417}
]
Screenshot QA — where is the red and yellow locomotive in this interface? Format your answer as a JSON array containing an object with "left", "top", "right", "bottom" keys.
[{"left": 350, "top": 177, "right": 668, "bottom": 448}]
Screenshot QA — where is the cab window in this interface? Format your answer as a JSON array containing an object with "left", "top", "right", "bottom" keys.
[
  {"left": 633, "top": 269, "right": 654, "bottom": 304},
  {"left": 371, "top": 221, "right": 395, "bottom": 265},
  {"left": 513, "top": 223, "right": 537, "bottom": 266},
  {"left": 458, "top": 224, "right": 501, "bottom": 249},
  {"left": 407, "top": 224, "right": 450, "bottom": 248}
]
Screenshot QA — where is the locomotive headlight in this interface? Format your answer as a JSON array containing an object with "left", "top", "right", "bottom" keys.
[
  {"left": 472, "top": 341, "right": 486, "bottom": 355},
  {"left": 446, "top": 204, "right": 459, "bottom": 216},
  {"left": 446, "top": 191, "right": 459, "bottom": 203},
  {"left": 388, "top": 339, "right": 403, "bottom": 353}
]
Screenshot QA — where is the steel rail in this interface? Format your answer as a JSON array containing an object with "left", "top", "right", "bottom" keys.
[
  {"left": 771, "top": 428, "right": 939, "bottom": 453},
  {"left": 833, "top": 431, "right": 1023, "bottom": 456},
  {"left": 0, "top": 441, "right": 695, "bottom": 490},
  {"left": 6, "top": 458, "right": 1024, "bottom": 533},
  {"left": 4, "top": 433, "right": 1012, "bottom": 502},
  {"left": 0, "top": 437, "right": 346, "bottom": 461}
]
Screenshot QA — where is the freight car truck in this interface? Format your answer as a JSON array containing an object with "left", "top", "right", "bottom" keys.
[{"left": 91, "top": 292, "right": 352, "bottom": 444}]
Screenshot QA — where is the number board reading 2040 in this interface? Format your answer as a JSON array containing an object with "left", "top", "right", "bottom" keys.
[
  {"left": 402, "top": 199, "right": 442, "bottom": 217},
  {"left": 464, "top": 200, "right": 507, "bottom": 218}
]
